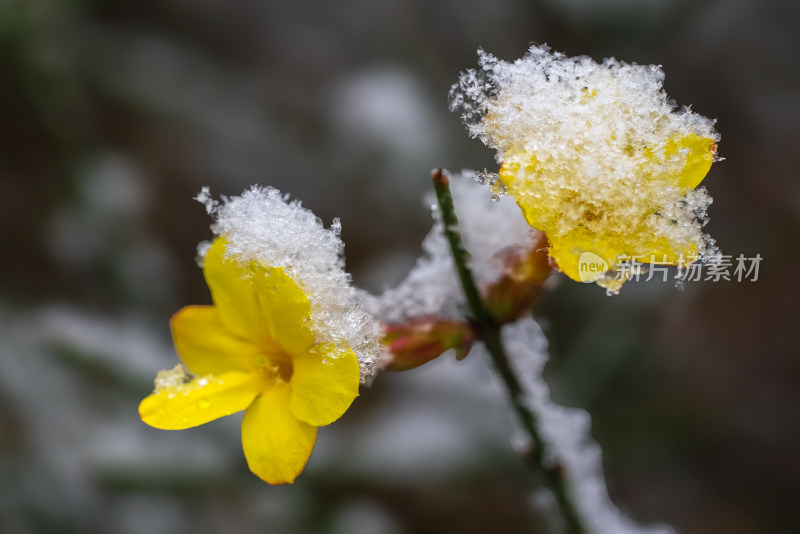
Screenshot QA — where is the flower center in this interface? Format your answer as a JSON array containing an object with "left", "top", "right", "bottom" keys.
[{"left": 253, "top": 351, "right": 293, "bottom": 383}]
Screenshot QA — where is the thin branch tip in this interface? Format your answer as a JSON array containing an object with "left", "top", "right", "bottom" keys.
[{"left": 431, "top": 168, "right": 450, "bottom": 186}]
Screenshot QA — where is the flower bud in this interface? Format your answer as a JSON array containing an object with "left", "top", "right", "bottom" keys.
[
  {"left": 483, "top": 232, "right": 551, "bottom": 324},
  {"left": 383, "top": 318, "right": 475, "bottom": 371}
]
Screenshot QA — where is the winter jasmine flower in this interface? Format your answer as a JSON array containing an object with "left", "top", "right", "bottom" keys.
[
  {"left": 141, "top": 187, "right": 380, "bottom": 484},
  {"left": 450, "top": 45, "right": 720, "bottom": 292}
]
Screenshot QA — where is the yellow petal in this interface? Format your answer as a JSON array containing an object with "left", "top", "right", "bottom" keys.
[
  {"left": 139, "top": 371, "right": 263, "bottom": 430},
  {"left": 241, "top": 384, "right": 317, "bottom": 484},
  {"left": 289, "top": 343, "right": 360, "bottom": 427},
  {"left": 171, "top": 305, "right": 259, "bottom": 375},
  {"left": 499, "top": 149, "right": 550, "bottom": 230},
  {"left": 203, "top": 238, "right": 264, "bottom": 343},
  {"left": 548, "top": 229, "right": 617, "bottom": 283},
  {"left": 549, "top": 226, "right": 693, "bottom": 284},
  {"left": 665, "top": 134, "right": 716, "bottom": 189},
  {"left": 203, "top": 238, "right": 315, "bottom": 356},
  {"left": 250, "top": 265, "right": 315, "bottom": 357}
]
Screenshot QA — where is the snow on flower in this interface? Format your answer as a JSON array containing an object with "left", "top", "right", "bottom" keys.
[{"left": 450, "top": 45, "right": 720, "bottom": 293}]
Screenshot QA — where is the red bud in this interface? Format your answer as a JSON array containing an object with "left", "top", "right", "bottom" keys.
[
  {"left": 382, "top": 318, "right": 475, "bottom": 371},
  {"left": 483, "top": 232, "right": 551, "bottom": 323}
]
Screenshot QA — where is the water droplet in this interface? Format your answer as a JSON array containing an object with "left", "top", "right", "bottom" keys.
[
  {"left": 675, "top": 280, "right": 686, "bottom": 291},
  {"left": 490, "top": 194, "right": 501, "bottom": 202},
  {"left": 197, "top": 398, "right": 211, "bottom": 410}
]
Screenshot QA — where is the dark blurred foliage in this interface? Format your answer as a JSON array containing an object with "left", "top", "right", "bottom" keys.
[{"left": 1, "top": 0, "right": 798, "bottom": 533}]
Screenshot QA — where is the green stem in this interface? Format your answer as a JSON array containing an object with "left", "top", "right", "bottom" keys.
[{"left": 432, "top": 169, "right": 586, "bottom": 534}]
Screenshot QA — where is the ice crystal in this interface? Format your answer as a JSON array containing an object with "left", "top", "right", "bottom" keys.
[{"left": 153, "top": 364, "right": 192, "bottom": 392}]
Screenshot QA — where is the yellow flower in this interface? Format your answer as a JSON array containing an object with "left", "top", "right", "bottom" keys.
[
  {"left": 450, "top": 46, "right": 720, "bottom": 292},
  {"left": 139, "top": 238, "right": 360, "bottom": 484},
  {"left": 498, "top": 133, "right": 716, "bottom": 291}
]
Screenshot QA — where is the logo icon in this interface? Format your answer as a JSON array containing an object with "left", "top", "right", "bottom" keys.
[{"left": 578, "top": 252, "right": 609, "bottom": 283}]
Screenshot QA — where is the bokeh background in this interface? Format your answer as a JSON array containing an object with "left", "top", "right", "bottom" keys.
[{"left": 1, "top": 0, "right": 798, "bottom": 533}]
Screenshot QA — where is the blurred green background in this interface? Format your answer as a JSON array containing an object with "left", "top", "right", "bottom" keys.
[{"left": 1, "top": 0, "right": 798, "bottom": 533}]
